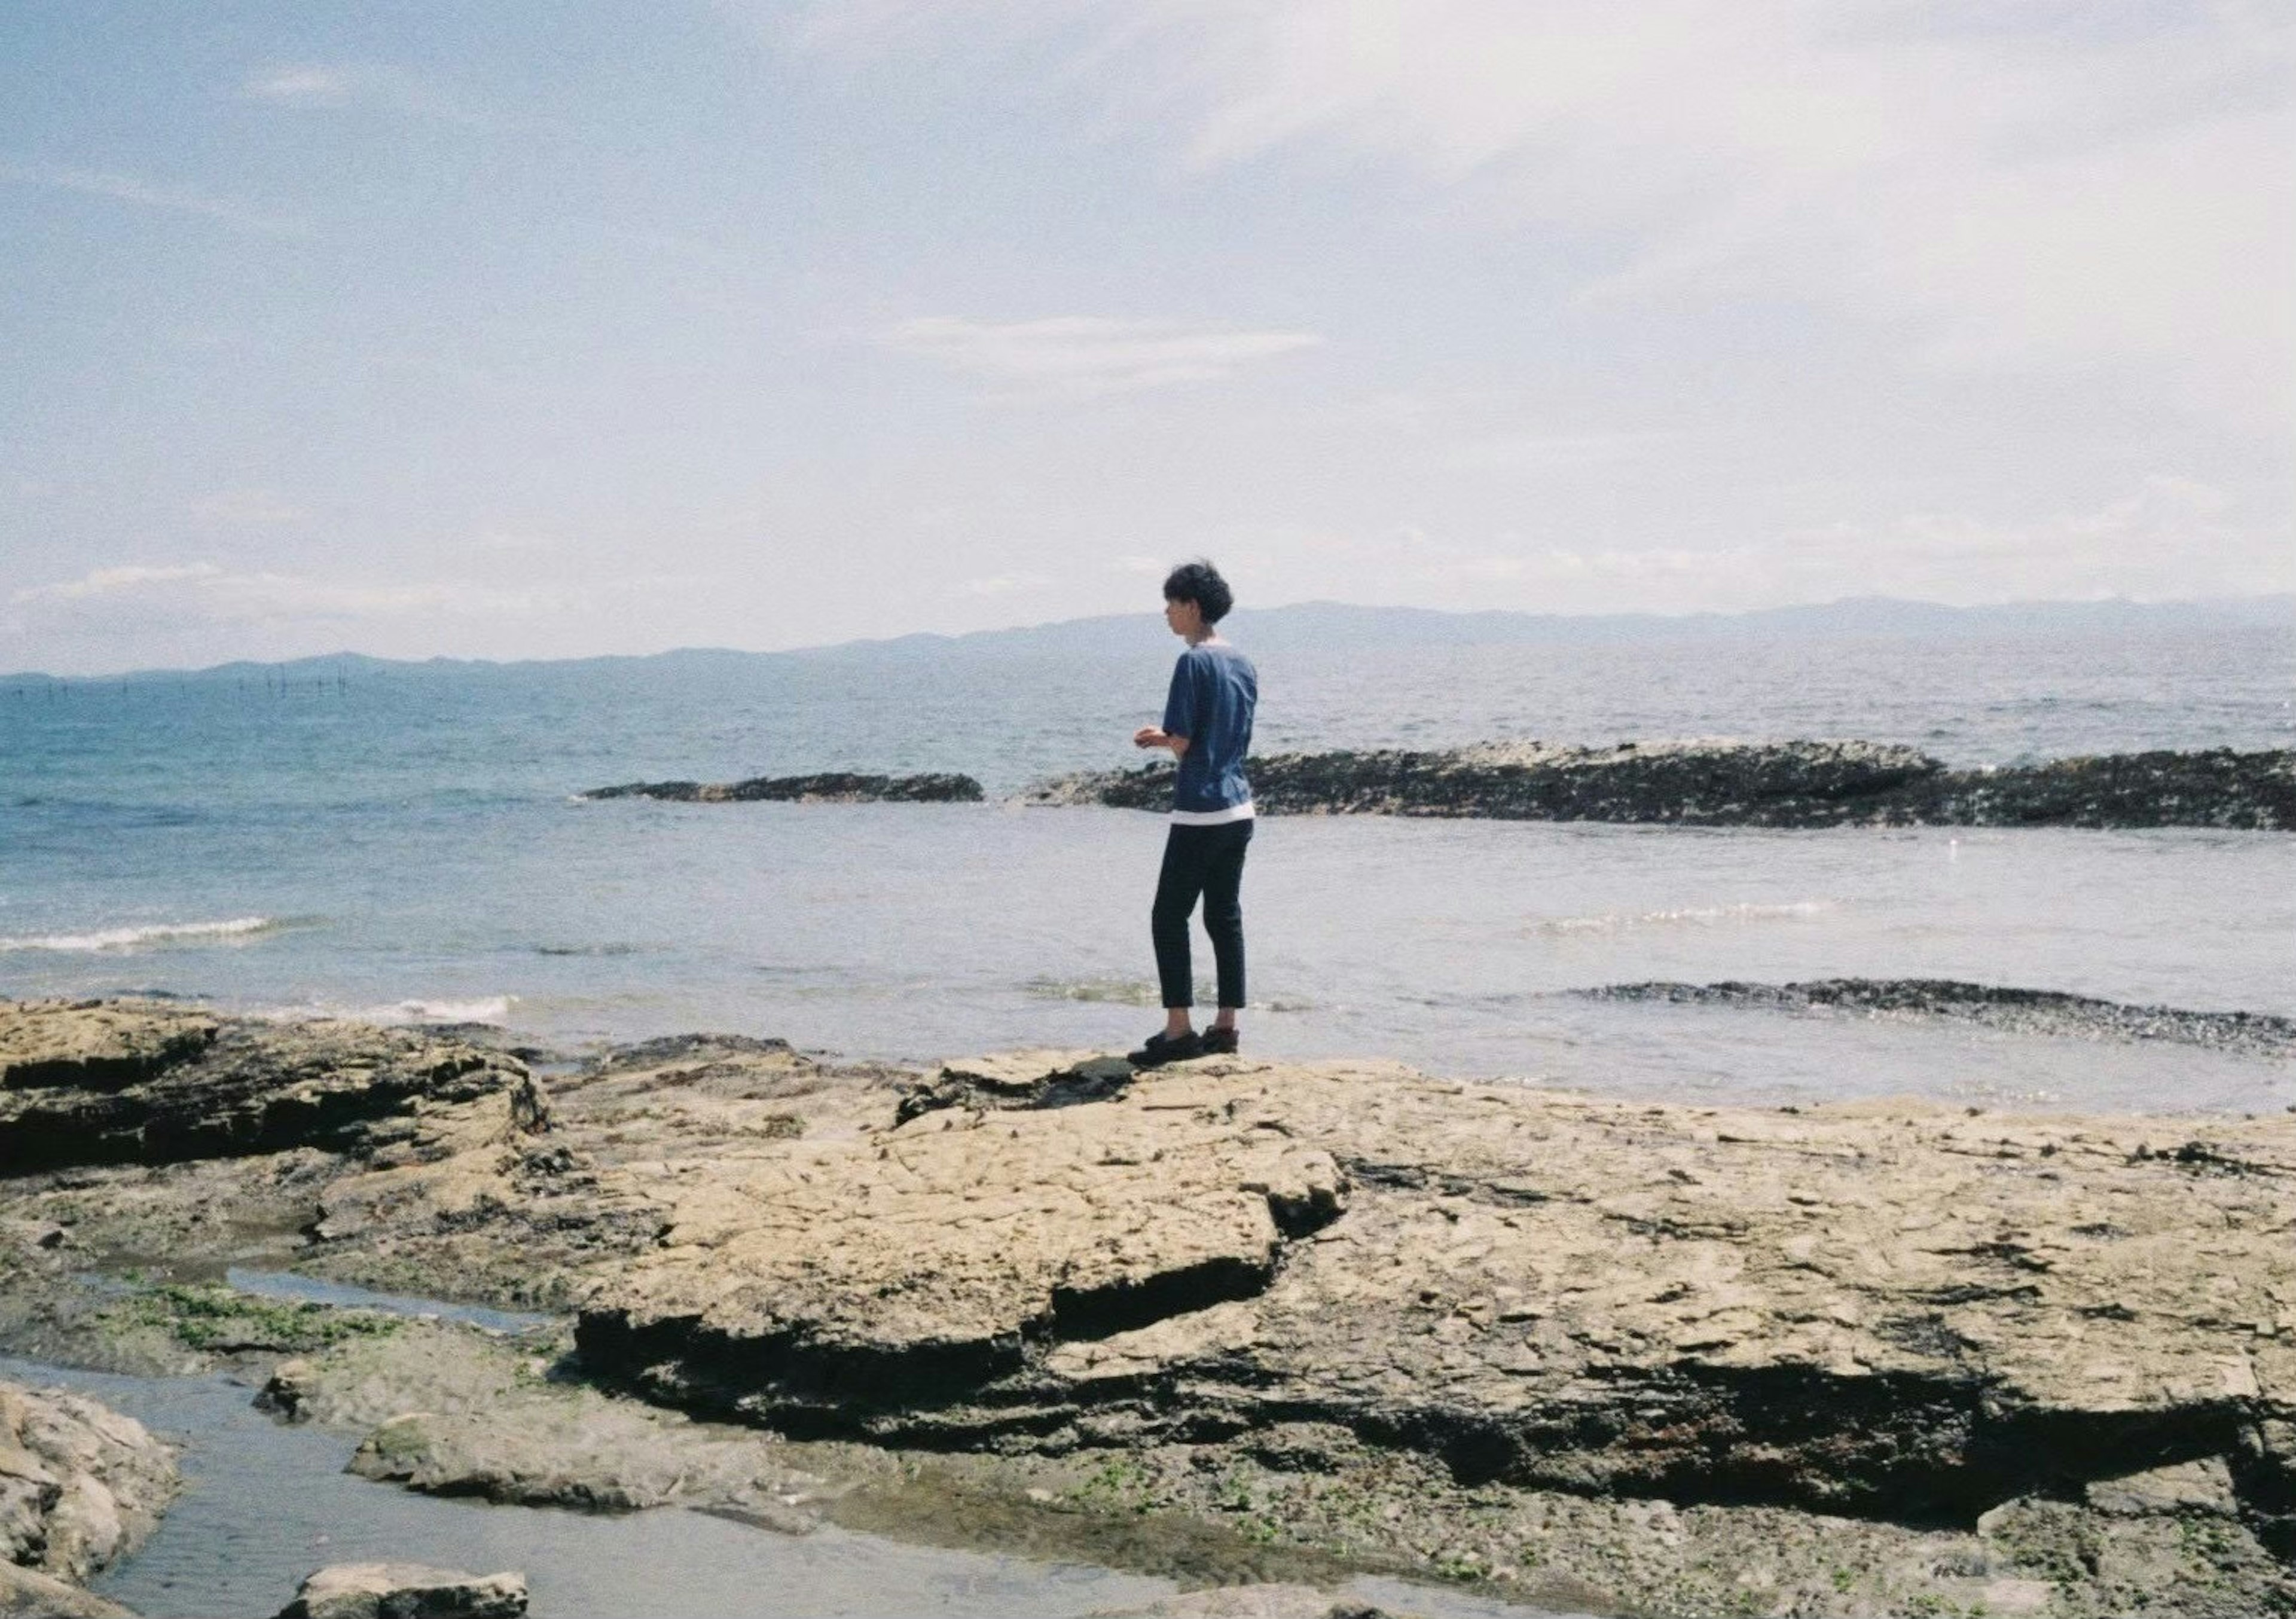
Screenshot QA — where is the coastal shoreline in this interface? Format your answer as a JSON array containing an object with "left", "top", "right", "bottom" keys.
[{"left": 5, "top": 998, "right": 2294, "bottom": 1616}]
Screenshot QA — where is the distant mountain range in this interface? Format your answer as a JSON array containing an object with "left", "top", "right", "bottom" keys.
[{"left": 8, "top": 594, "right": 2290, "bottom": 683}]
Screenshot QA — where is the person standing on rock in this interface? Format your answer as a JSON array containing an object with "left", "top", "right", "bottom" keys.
[{"left": 1128, "top": 560, "right": 1257, "bottom": 1068}]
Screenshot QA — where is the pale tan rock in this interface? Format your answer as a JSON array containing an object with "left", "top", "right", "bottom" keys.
[
  {"left": 275, "top": 1562, "right": 526, "bottom": 1619},
  {"left": 0, "top": 1000, "right": 541, "bottom": 1176},
  {"left": 349, "top": 1401, "right": 824, "bottom": 1520},
  {"left": 577, "top": 1054, "right": 2296, "bottom": 1536},
  {"left": 0, "top": 1560, "right": 139, "bottom": 1618},
  {"left": 0, "top": 998, "right": 216, "bottom": 1091},
  {"left": 0, "top": 1379, "right": 176, "bottom": 1584},
  {"left": 11, "top": 1003, "right": 2296, "bottom": 1614},
  {"left": 1094, "top": 1586, "right": 1401, "bottom": 1617},
  {"left": 2087, "top": 1456, "right": 2240, "bottom": 1517}
]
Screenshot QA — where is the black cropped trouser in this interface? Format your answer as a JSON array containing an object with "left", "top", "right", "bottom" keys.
[{"left": 1152, "top": 819, "right": 1253, "bottom": 1010}]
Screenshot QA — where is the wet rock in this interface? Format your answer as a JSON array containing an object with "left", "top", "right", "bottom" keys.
[
  {"left": 255, "top": 1358, "right": 319, "bottom": 1422},
  {"left": 0, "top": 1001, "right": 546, "bottom": 1177},
  {"left": 895, "top": 1050, "right": 1138, "bottom": 1123},
  {"left": 1589, "top": 978, "right": 2296, "bottom": 1061},
  {"left": 0, "top": 1562, "right": 138, "bottom": 1617},
  {"left": 2236, "top": 1416, "right": 2296, "bottom": 1560},
  {"left": 243, "top": 1322, "right": 830, "bottom": 1528},
  {"left": 274, "top": 1563, "right": 526, "bottom": 1619},
  {"left": 347, "top": 1403, "right": 825, "bottom": 1522},
  {"left": 1, "top": 1379, "right": 177, "bottom": 1590},
  {"left": 582, "top": 771, "right": 983, "bottom": 804},
  {"left": 2087, "top": 1456, "right": 2241, "bottom": 1517},
  {"left": 1093, "top": 1587, "right": 1399, "bottom": 1617},
  {"left": 1026, "top": 741, "right": 2296, "bottom": 830}
]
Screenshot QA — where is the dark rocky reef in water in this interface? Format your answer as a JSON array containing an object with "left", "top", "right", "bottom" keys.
[
  {"left": 1026, "top": 742, "right": 2296, "bottom": 830},
  {"left": 1588, "top": 978, "right": 2296, "bottom": 1061},
  {"left": 581, "top": 771, "right": 983, "bottom": 804}
]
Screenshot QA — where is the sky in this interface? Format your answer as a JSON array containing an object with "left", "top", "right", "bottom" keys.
[{"left": 1, "top": 1, "right": 2290, "bottom": 673}]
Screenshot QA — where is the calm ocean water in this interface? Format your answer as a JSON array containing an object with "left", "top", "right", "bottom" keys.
[{"left": 4, "top": 622, "right": 2292, "bottom": 1113}]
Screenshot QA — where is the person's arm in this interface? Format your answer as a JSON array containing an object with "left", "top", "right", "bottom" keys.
[
  {"left": 1132, "top": 652, "right": 1198, "bottom": 757},
  {"left": 1131, "top": 726, "right": 1190, "bottom": 757}
]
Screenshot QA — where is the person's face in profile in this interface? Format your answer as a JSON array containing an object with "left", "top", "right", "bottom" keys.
[{"left": 1164, "top": 596, "right": 1203, "bottom": 639}]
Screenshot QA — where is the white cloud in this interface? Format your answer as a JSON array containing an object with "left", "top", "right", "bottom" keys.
[
  {"left": 240, "top": 65, "right": 354, "bottom": 106},
  {"left": 236, "top": 62, "right": 490, "bottom": 126},
  {"left": 190, "top": 488, "right": 309, "bottom": 526},
  {"left": 1253, "top": 523, "right": 1748, "bottom": 594},
  {"left": 876, "top": 316, "right": 1322, "bottom": 398},
  {"left": 797, "top": 1, "right": 2294, "bottom": 430},
  {"left": 961, "top": 570, "right": 1050, "bottom": 596},
  {"left": 11, "top": 563, "right": 563, "bottom": 625},
  {"left": 12, "top": 564, "right": 224, "bottom": 604},
  {"left": 471, "top": 527, "right": 561, "bottom": 554},
  {"left": 1442, "top": 430, "right": 1669, "bottom": 474},
  {"left": 0, "top": 160, "right": 298, "bottom": 234},
  {"left": 1211, "top": 475, "right": 2283, "bottom": 614},
  {"left": 1773, "top": 475, "right": 2289, "bottom": 603}
]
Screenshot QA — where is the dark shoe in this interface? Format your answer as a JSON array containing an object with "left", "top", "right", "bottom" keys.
[
  {"left": 1128, "top": 1029, "right": 1204, "bottom": 1068},
  {"left": 1201, "top": 1027, "right": 1239, "bottom": 1056}
]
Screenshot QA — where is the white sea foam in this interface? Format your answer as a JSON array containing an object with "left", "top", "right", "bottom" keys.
[
  {"left": 249, "top": 994, "right": 517, "bottom": 1027},
  {"left": 1534, "top": 900, "right": 1834, "bottom": 935},
  {"left": 0, "top": 915, "right": 282, "bottom": 952}
]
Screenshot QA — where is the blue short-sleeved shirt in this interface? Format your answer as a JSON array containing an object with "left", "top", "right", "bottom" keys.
[{"left": 1162, "top": 641, "right": 1257, "bottom": 821}]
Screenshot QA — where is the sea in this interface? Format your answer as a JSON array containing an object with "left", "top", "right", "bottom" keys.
[{"left": 4, "top": 616, "right": 2292, "bottom": 1116}]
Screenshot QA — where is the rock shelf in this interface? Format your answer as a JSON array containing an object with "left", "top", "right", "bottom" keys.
[
  {"left": 0, "top": 1000, "right": 546, "bottom": 1177},
  {"left": 5, "top": 1000, "right": 2295, "bottom": 1614},
  {"left": 1025, "top": 741, "right": 2296, "bottom": 830}
]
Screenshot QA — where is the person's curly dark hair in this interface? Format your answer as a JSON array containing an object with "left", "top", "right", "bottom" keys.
[{"left": 1162, "top": 559, "right": 1234, "bottom": 624}]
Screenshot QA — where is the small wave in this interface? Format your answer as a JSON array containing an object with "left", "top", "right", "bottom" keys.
[
  {"left": 1023, "top": 976, "right": 1312, "bottom": 1013},
  {"left": 533, "top": 942, "right": 644, "bottom": 958},
  {"left": 0, "top": 915, "right": 284, "bottom": 953},
  {"left": 1027, "top": 976, "right": 1164, "bottom": 1006},
  {"left": 359, "top": 995, "right": 517, "bottom": 1026},
  {"left": 1534, "top": 900, "right": 1833, "bottom": 935},
  {"left": 254, "top": 994, "right": 517, "bottom": 1027}
]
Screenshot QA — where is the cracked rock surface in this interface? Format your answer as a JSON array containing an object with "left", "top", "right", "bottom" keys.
[
  {"left": 7, "top": 1001, "right": 2296, "bottom": 1614},
  {"left": 575, "top": 1053, "right": 2296, "bottom": 1562},
  {"left": 0, "top": 1000, "right": 545, "bottom": 1177}
]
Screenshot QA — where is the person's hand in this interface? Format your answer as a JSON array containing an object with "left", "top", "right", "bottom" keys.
[{"left": 1133, "top": 726, "right": 1167, "bottom": 749}]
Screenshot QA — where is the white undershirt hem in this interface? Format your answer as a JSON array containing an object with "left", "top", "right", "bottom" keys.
[{"left": 1168, "top": 801, "right": 1256, "bottom": 826}]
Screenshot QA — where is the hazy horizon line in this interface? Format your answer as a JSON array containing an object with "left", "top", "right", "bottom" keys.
[{"left": 8, "top": 589, "right": 2291, "bottom": 684}]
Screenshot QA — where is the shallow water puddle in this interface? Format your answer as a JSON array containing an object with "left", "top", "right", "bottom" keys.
[
  {"left": 221, "top": 1268, "right": 557, "bottom": 1336},
  {"left": 1, "top": 1355, "right": 1580, "bottom": 1619}
]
